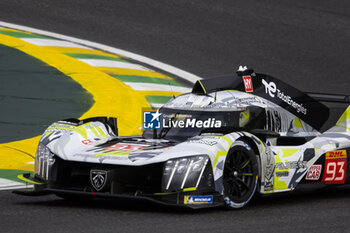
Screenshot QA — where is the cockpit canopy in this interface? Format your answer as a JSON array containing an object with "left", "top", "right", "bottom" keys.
[
  {"left": 163, "top": 90, "right": 267, "bottom": 111},
  {"left": 143, "top": 90, "right": 317, "bottom": 142}
]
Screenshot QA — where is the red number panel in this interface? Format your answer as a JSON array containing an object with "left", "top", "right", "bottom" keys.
[{"left": 322, "top": 150, "right": 347, "bottom": 184}]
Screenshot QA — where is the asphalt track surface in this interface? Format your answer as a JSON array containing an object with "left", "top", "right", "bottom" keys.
[{"left": 0, "top": 1, "right": 350, "bottom": 232}]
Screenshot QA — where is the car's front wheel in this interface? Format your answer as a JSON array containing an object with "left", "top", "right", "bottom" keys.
[{"left": 223, "top": 139, "right": 259, "bottom": 209}]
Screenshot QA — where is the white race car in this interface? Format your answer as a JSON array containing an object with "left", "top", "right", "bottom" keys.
[{"left": 15, "top": 67, "right": 350, "bottom": 209}]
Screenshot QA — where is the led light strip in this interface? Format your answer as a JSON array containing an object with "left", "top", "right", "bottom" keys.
[
  {"left": 195, "top": 158, "right": 209, "bottom": 188},
  {"left": 181, "top": 160, "right": 194, "bottom": 189},
  {"left": 166, "top": 161, "right": 179, "bottom": 190}
]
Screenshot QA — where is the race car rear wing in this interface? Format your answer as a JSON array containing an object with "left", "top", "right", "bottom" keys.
[
  {"left": 192, "top": 73, "right": 330, "bottom": 131},
  {"left": 307, "top": 92, "right": 350, "bottom": 104}
]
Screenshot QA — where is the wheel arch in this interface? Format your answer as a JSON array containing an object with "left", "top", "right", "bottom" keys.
[
  {"left": 220, "top": 135, "right": 260, "bottom": 208},
  {"left": 226, "top": 133, "right": 264, "bottom": 174},
  {"left": 237, "top": 136, "right": 261, "bottom": 157}
]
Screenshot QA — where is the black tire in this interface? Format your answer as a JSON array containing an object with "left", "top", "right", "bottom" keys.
[{"left": 223, "top": 140, "right": 258, "bottom": 208}]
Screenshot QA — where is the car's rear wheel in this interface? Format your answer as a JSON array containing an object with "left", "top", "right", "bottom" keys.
[{"left": 223, "top": 140, "right": 258, "bottom": 209}]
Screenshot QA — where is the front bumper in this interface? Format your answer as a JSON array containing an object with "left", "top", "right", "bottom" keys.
[
  {"left": 15, "top": 153, "right": 222, "bottom": 209},
  {"left": 14, "top": 173, "right": 224, "bottom": 209},
  {"left": 14, "top": 187, "right": 224, "bottom": 209}
]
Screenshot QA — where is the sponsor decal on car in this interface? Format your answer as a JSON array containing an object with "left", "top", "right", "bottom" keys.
[
  {"left": 81, "top": 139, "right": 92, "bottom": 145},
  {"left": 276, "top": 171, "right": 289, "bottom": 177},
  {"left": 82, "top": 139, "right": 93, "bottom": 145},
  {"left": 82, "top": 138, "right": 103, "bottom": 146},
  {"left": 105, "top": 143, "right": 148, "bottom": 152},
  {"left": 184, "top": 195, "right": 213, "bottom": 205},
  {"left": 305, "top": 164, "right": 322, "bottom": 180},
  {"left": 262, "top": 79, "right": 307, "bottom": 115},
  {"left": 276, "top": 161, "right": 307, "bottom": 170},
  {"left": 322, "top": 150, "right": 347, "bottom": 184},
  {"left": 242, "top": 75, "right": 253, "bottom": 92},
  {"left": 187, "top": 139, "right": 218, "bottom": 146},
  {"left": 325, "top": 150, "right": 347, "bottom": 159}
]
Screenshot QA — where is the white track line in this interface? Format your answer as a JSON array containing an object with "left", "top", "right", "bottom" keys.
[
  {"left": 123, "top": 82, "right": 192, "bottom": 92},
  {"left": 0, "top": 21, "right": 201, "bottom": 83},
  {"left": 78, "top": 59, "right": 151, "bottom": 71},
  {"left": 0, "top": 178, "right": 33, "bottom": 191},
  {"left": 0, "top": 185, "right": 33, "bottom": 191},
  {"left": 150, "top": 103, "right": 163, "bottom": 109},
  {"left": 20, "top": 38, "right": 90, "bottom": 49}
]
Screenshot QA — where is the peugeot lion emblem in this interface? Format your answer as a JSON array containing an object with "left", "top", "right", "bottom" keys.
[{"left": 90, "top": 170, "right": 107, "bottom": 191}]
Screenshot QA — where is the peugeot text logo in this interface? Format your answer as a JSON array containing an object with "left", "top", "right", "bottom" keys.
[
  {"left": 90, "top": 170, "right": 107, "bottom": 191},
  {"left": 262, "top": 79, "right": 277, "bottom": 97}
]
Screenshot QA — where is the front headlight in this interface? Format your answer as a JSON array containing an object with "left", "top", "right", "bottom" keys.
[
  {"left": 162, "top": 155, "right": 209, "bottom": 192},
  {"left": 34, "top": 143, "right": 55, "bottom": 180}
]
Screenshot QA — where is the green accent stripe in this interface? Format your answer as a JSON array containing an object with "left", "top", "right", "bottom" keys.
[
  {"left": 111, "top": 75, "right": 186, "bottom": 87},
  {"left": 198, "top": 80, "right": 206, "bottom": 94},
  {"left": 242, "top": 173, "right": 253, "bottom": 176},
  {"left": 146, "top": 95, "right": 172, "bottom": 104},
  {"left": 183, "top": 187, "right": 197, "bottom": 192},
  {"left": 0, "top": 169, "right": 33, "bottom": 184},
  {"left": 0, "top": 30, "right": 50, "bottom": 39},
  {"left": 17, "top": 174, "right": 43, "bottom": 185},
  {"left": 64, "top": 53, "right": 130, "bottom": 62},
  {"left": 241, "top": 160, "right": 250, "bottom": 169}
]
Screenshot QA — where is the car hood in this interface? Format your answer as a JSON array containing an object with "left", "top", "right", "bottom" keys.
[{"left": 47, "top": 133, "right": 220, "bottom": 166}]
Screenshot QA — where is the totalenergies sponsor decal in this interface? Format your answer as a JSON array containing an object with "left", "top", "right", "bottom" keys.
[
  {"left": 322, "top": 150, "right": 347, "bottom": 184},
  {"left": 262, "top": 79, "right": 307, "bottom": 115}
]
